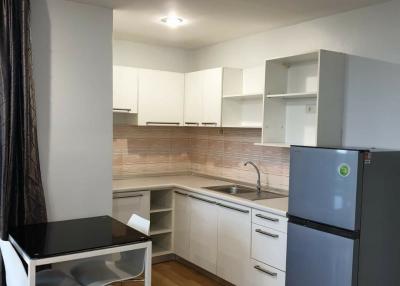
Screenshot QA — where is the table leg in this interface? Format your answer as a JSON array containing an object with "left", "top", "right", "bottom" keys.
[
  {"left": 28, "top": 263, "right": 36, "bottom": 286},
  {"left": 144, "top": 242, "right": 152, "bottom": 286}
]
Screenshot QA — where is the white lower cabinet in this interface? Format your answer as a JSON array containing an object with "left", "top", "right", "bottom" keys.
[
  {"left": 112, "top": 191, "right": 150, "bottom": 223},
  {"left": 249, "top": 259, "right": 286, "bottom": 286},
  {"left": 173, "top": 191, "right": 190, "bottom": 260},
  {"left": 217, "top": 201, "right": 251, "bottom": 286},
  {"left": 188, "top": 194, "right": 219, "bottom": 274}
]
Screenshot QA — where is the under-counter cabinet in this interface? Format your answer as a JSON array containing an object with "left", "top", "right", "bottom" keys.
[
  {"left": 113, "top": 65, "right": 138, "bottom": 113},
  {"left": 112, "top": 191, "right": 150, "bottom": 222},
  {"left": 184, "top": 68, "right": 242, "bottom": 127},
  {"left": 217, "top": 201, "right": 251, "bottom": 286},
  {"left": 173, "top": 190, "right": 191, "bottom": 260},
  {"left": 188, "top": 194, "right": 219, "bottom": 274},
  {"left": 138, "top": 69, "right": 185, "bottom": 126},
  {"left": 261, "top": 49, "right": 345, "bottom": 147}
]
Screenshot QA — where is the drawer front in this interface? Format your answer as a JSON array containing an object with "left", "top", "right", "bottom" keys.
[
  {"left": 251, "top": 224, "right": 287, "bottom": 271},
  {"left": 252, "top": 209, "right": 287, "bottom": 233},
  {"left": 248, "top": 259, "right": 285, "bottom": 286}
]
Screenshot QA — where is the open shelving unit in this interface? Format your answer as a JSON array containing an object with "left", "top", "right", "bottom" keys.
[
  {"left": 149, "top": 189, "right": 173, "bottom": 257},
  {"left": 222, "top": 65, "right": 264, "bottom": 128},
  {"left": 261, "top": 50, "right": 346, "bottom": 147}
]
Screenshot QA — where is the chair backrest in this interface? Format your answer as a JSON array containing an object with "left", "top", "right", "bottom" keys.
[
  {"left": 0, "top": 239, "right": 28, "bottom": 286},
  {"left": 127, "top": 214, "right": 150, "bottom": 235}
]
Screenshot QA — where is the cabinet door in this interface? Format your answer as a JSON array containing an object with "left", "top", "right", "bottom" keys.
[
  {"left": 189, "top": 195, "right": 218, "bottom": 274},
  {"left": 184, "top": 71, "right": 203, "bottom": 126},
  {"left": 217, "top": 201, "right": 251, "bottom": 286},
  {"left": 243, "top": 66, "right": 265, "bottom": 96},
  {"left": 173, "top": 191, "right": 190, "bottom": 260},
  {"left": 112, "top": 191, "right": 150, "bottom": 223},
  {"left": 202, "top": 68, "right": 222, "bottom": 127},
  {"left": 113, "top": 66, "right": 138, "bottom": 113},
  {"left": 138, "top": 69, "right": 184, "bottom": 126}
]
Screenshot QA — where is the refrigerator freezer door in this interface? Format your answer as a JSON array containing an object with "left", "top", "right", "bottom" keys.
[
  {"left": 289, "top": 147, "right": 362, "bottom": 230},
  {"left": 286, "top": 222, "right": 358, "bottom": 286}
]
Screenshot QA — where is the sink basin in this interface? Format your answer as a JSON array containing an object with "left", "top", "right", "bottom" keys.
[{"left": 204, "top": 185, "right": 287, "bottom": 201}]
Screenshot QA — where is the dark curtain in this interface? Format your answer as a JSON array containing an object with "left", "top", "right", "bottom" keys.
[{"left": 0, "top": 0, "right": 47, "bottom": 243}]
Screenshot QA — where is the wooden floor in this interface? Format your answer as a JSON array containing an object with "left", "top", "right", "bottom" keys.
[{"left": 112, "top": 261, "right": 224, "bottom": 286}]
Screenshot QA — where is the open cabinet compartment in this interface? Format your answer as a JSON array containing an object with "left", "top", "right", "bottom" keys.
[
  {"left": 261, "top": 50, "right": 346, "bottom": 147},
  {"left": 152, "top": 232, "right": 173, "bottom": 257},
  {"left": 222, "top": 95, "right": 264, "bottom": 128},
  {"left": 150, "top": 211, "right": 172, "bottom": 235},
  {"left": 266, "top": 51, "right": 319, "bottom": 98},
  {"left": 150, "top": 189, "right": 173, "bottom": 211}
]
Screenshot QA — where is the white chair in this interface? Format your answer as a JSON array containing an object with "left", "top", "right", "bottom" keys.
[
  {"left": 70, "top": 214, "right": 150, "bottom": 286},
  {"left": 0, "top": 239, "right": 81, "bottom": 286}
]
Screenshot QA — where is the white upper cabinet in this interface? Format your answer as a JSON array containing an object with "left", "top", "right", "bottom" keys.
[
  {"left": 113, "top": 66, "right": 138, "bottom": 113},
  {"left": 202, "top": 68, "right": 223, "bottom": 127},
  {"left": 138, "top": 69, "right": 184, "bottom": 126},
  {"left": 184, "top": 67, "right": 242, "bottom": 127},
  {"left": 242, "top": 66, "right": 265, "bottom": 96},
  {"left": 184, "top": 71, "right": 204, "bottom": 126}
]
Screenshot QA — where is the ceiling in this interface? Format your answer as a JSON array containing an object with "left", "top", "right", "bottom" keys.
[{"left": 72, "top": 0, "right": 389, "bottom": 49}]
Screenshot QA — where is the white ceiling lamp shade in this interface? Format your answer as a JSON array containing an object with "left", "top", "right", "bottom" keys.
[{"left": 160, "top": 15, "right": 185, "bottom": 28}]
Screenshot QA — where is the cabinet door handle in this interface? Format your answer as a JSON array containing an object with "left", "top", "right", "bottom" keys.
[
  {"left": 189, "top": 195, "right": 216, "bottom": 205},
  {"left": 255, "top": 213, "right": 279, "bottom": 222},
  {"left": 201, "top": 122, "right": 218, "bottom": 126},
  {"left": 255, "top": 229, "right": 279, "bottom": 238},
  {"left": 254, "top": 265, "right": 277, "bottom": 277},
  {"left": 185, "top": 122, "right": 200, "bottom": 126},
  {"left": 113, "top": 108, "right": 131, "bottom": 112},
  {"left": 175, "top": 191, "right": 188, "bottom": 197},
  {"left": 113, "top": 193, "right": 143, "bottom": 199},
  {"left": 146, "top": 122, "right": 180, "bottom": 126},
  {"left": 218, "top": 203, "right": 249, "bottom": 214}
]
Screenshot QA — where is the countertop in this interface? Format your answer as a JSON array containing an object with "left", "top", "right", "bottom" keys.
[{"left": 113, "top": 174, "right": 288, "bottom": 217}]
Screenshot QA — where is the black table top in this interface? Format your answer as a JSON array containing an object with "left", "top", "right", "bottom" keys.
[{"left": 9, "top": 216, "right": 150, "bottom": 259}]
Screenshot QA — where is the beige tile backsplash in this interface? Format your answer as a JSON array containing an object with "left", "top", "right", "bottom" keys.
[{"left": 113, "top": 126, "right": 290, "bottom": 190}]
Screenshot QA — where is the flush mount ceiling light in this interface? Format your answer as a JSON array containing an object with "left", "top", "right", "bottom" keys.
[{"left": 160, "top": 15, "right": 184, "bottom": 28}]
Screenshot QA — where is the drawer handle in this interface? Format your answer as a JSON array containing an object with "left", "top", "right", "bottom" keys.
[
  {"left": 189, "top": 195, "right": 216, "bottom": 205},
  {"left": 146, "top": 122, "right": 180, "bottom": 126},
  {"left": 254, "top": 265, "right": 277, "bottom": 277},
  {"left": 255, "top": 213, "right": 279, "bottom": 222},
  {"left": 185, "top": 122, "right": 200, "bottom": 126},
  {"left": 255, "top": 229, "right": 279, "bottom": 238},
  {"left": 113, "top": 108, "right": 131, "bottom": 112},
  {"left": 113, "top": 193, "right": 143, "bottom": 199},
  {"left": 175, "top": 191, "right": 188, "bottom": 197},
  {"left": 201, "top": 122, "right": 218, "bottom": 126},
  {"left": 218, "top": 203, "right": 249, "bottom": 214}
]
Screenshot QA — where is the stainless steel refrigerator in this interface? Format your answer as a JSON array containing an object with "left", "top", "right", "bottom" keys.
[{"left": 286, "top": 146, "right": 400, "bottom": 286}]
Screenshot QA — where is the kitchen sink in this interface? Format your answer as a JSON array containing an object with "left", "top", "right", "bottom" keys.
[{"left": 204, "top": 185, "right": 287, "bottom": 201}]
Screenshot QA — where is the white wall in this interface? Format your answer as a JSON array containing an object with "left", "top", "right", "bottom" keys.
[
  {"left": 113, "top": 39, "right": 191, "bottom": 72},
  {"left": 31, "top": 0, "right": 113, "bottom": 221},
  {"left": 190, "top": 0, "right": 400, "bottom": 70},
  {"left": 189, "top": 0, "right": 400, "bottom": 149}
]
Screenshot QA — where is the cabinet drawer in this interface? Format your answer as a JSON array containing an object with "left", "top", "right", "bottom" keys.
[
  {"left": 251, "top": 224, "right": 287, "bottom": 271},
  {"left": 248, "top": 259, "right": 285, "bottom": 286},
  {"left": 252, "top": 209, "right": 287, "bottom": 233}
]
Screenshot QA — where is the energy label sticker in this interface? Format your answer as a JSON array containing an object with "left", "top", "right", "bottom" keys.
[{"left": 338, "top": 163, "right": 351, "bottom": 177}]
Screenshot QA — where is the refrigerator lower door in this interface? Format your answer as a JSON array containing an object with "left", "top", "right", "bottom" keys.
[{"left": 286, "top": 222, "right": 358, "bottom": 286}]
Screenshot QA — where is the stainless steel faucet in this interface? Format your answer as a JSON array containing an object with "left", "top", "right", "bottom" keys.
[{"left": 244, "top": 161, "right": 261, "bottom": 194}]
